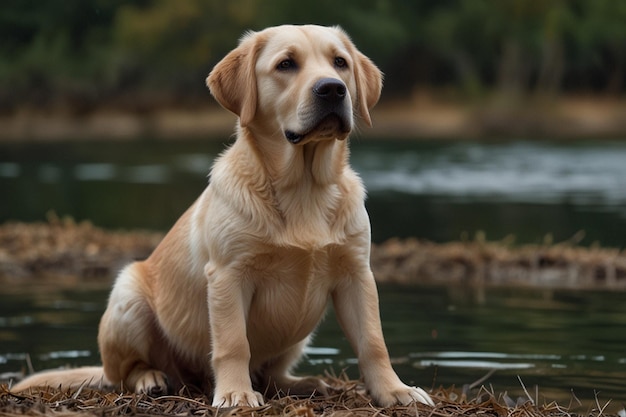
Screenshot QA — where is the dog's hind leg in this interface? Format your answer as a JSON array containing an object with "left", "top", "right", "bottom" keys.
[{"left": 98, "top": 262, "right": 168, "bottom": 396}]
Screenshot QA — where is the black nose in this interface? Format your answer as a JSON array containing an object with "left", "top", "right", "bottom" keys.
[{"left": 313, "top": 78, "right": 346, "bottom": 103}]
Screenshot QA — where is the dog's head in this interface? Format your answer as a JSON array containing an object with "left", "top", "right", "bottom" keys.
[{"left": 207, "top": 25, "right": 382, "bottom": 145}]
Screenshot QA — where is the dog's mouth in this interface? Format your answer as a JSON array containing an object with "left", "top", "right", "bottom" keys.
[{"left": 284, "top": 113, "right": 350, "bottom": 144}]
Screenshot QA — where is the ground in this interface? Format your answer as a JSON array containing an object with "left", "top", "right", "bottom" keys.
[
  {"left": 0, "top": 373, "right": 607, "bottom": 417},
  {"left": 2, "top": 93, "right": 626, "bottom": 142}
]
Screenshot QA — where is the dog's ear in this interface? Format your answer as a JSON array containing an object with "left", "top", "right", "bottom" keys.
[
  {"left": 353, "top": 51, "right": 383, "bottom": 127},
  {"left": 206, "top": 31, "right": 264, "bottom": 127},
  {"left": 334, "top": 26, "right": 383, "bottom": 128}
]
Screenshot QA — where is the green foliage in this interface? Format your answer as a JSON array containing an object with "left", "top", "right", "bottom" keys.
[{"left": 1, "top": 0, "right": 625, "bottom": 111}]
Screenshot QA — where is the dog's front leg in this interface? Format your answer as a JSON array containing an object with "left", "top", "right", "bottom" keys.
[
  {"left": 332, "top": 268, "right": 434, "bottom": 407},
  {"left": 207, "top": 265, "right": 263, "bottom": 407}
]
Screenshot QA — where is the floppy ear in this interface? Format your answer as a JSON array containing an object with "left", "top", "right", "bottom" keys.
[
  {"left": 353, "top": 51, "right": 383, "bottom": 127},
  {"left": 334, "top": 26, "right": 383, "bottom": 127},
  {"left": 206, "top": 32, "right": 263, "bottom": 127}
]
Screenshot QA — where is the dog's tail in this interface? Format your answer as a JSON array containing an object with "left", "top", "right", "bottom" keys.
[{"left": 10, "top": 366, "right": 111, "bottom": 392}]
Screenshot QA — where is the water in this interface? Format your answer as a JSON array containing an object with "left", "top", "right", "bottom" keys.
[
  {"left": 1, "top": 138, "right": 626, "bottom": 412},
  {"left": 1, "top": 284, "right": 625, "bottom": 412},
  {"left": 1, "top": 138, "right": 625, "bottom": 246},
  {"left": 354, "top": 140, "right": 626, "bottom": 246},
  {"left": 357, "top": 141, "right": 626, "bottom": 205}
]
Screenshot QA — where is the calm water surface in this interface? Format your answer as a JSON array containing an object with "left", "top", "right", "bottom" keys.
[
  {"left": 0, "top": 285, "right": 625, "bottom": 412},
  {"left": 1, "top": 138, "right": 625, "bottom": 246}
]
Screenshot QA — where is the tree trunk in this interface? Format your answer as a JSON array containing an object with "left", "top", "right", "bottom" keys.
[
  {"left": 497, "top": 38, "right": 529, "bottom": 98},
  {"left": 535, "top": 38, "right": 564, "bottom": 95}
]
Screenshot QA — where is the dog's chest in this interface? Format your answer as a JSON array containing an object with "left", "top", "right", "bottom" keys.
[{"left": 245, "top": 245, "right": 344, "bottom": 352}]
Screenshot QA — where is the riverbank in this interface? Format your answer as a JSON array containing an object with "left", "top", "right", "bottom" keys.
[
  {"left": 2, "top": 93, "right": 626, "bottom": 142},
  {"left": 0, "top": 376, "right": 594, "bottom": 417},
  {"left": 1, "top": 218, "right": 624, "bottom": 291}
]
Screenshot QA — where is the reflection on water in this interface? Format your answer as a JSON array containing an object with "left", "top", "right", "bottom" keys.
[
  {"left": 1, "top": 139, "right": 625, "bottom": 246},
  {"left": 0, "top": 285, "right": 105, "bottom": 379},
  {"left": 1, "top": 284, "right": 625, "bottom": 412},
  {"left": 356, "top": 141, "right": 626, "bottom": 205},
  {"left": 306, "top": 285, "right": 626, "bottom": 412}
]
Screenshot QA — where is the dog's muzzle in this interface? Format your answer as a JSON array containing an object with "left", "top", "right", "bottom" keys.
[{"left": 285, "top": 78, "right": 352, "bottom": 144}]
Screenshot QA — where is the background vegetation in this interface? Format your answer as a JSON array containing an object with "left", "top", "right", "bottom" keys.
[{"left": 1, "top": 0, "right": 625, "bottom": 114}]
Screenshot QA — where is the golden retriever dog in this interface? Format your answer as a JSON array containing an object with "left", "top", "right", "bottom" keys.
[{"left": 12, "top": 24, "right": 433, "bottom": 408}]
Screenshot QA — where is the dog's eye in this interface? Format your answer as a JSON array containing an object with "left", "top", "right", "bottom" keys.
[
  {"left": 334, "top": 57, "right": 347, "bottom": 69},
  {"left": 277, "top": 59, "right": 296, "bottom": 71}
]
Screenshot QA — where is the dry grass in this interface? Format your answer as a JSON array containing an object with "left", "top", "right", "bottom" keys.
[
  {"left": 2, "top": 374, "right": 614, "bottom": 417},
  {"left": 1, "top": 217, "right": 625, "bottom": 291},
  {"left": 372, "top": 235, "right": 626, "bottom": 290},
  {"left": 0, "top": 214, "right": 162, "bottom": 285}
]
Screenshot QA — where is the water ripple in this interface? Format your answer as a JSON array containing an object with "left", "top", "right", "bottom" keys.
[{"left": 355, "top": 141, "right": 626, "bottom": 205}]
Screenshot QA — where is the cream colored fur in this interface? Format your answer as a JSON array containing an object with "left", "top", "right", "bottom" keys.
[{"left": 11, "top": 25, "right": 433, "bottom": 408}]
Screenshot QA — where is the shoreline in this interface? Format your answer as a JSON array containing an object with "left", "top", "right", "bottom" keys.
[
  {"left": 1, "top": 94, "right": 626, "bottom": 142},
  {"left": 1, "top": 219, "right": 624, "bottom": 291}
]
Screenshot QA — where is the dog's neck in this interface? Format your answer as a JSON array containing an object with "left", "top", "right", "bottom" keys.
[
  {"left": 211, "top": 126, "right": 362, "bottom": 248},
  {"left": 240, "top": 127, "right": 349, "bottom": 190},
  {"left": 229, "top": 127, "right": 352, "bottom": 244}
]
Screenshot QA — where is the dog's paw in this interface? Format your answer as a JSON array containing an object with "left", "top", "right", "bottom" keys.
[
  {"left": 371, "top": 384, "right": 434, "bottom": 407},
  {"left": 212, "top": 390, "right": 264, "bottom": 407},
  {"left": 134, "top": 370, "right": 168, "bottom": 396}
]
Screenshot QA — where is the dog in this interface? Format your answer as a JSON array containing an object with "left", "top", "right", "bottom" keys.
[{"left": 11, "top": 24, "right": 434, "bottom": 408}]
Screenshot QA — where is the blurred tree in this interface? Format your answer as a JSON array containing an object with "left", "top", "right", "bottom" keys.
[
  {"left": 534, "top": 0, "right": 573, "bottom": 95},
  {"left": 111, "top": 0, "right": 261, "bottom": 96},
  {"left": 572, "top": 0, "right": 626, "bottom": 94},
  {"left": 1, "top": 0, "right": 625, "bottom": 113},
  {"left": 422, "top": 0, "right": 498, "bottom": 97},
  {"left": 0, "top": 0, "right": 145, "bottom": 111}
]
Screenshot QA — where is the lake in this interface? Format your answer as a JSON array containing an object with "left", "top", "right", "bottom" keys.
[
  {"left": 1, "top": 138, "right": 625, "bottom": 246},
  {"left": 1, "top": 137, "right": 626, "bottom": 412},
  {"left": 0, "top": 284, "right": 625, "bottom": 412}
]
